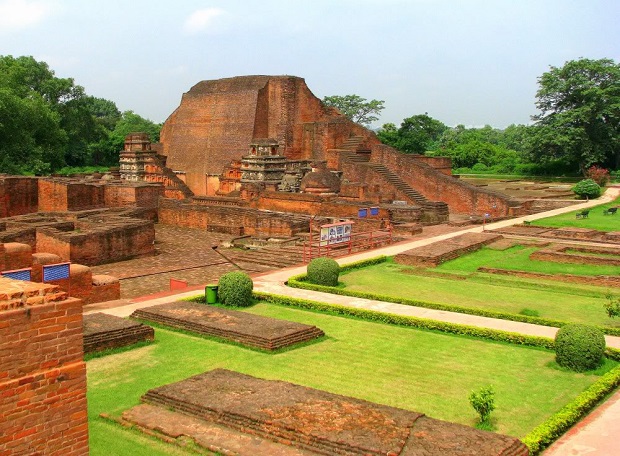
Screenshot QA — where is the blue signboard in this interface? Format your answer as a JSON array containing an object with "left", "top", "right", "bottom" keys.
[
  {"left": 1, "top": 268, "right": 32, "bottom": 281},
  {"left": 358, "top": 208, "right": 368, "bottom": 218},
  {"left": 43, "top": 263, "right": 70, "bottom": 282}
]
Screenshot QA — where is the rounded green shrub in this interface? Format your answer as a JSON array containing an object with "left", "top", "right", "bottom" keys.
[
  {"left": 307, "top": 257, "right": 340, "bottom": 286},
  {"left": 572, "top": 179, "right": 601, "bottom": 199},
  {"left": 555, "top": 324, "right": 605, "bottom": 372},
  {"left": 217, "top": 271, "right": 253, "bottom": 307}
]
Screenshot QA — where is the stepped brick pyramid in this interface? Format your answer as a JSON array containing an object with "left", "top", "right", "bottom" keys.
[
  {"left": 135, "top": 369, "right": 528, "bottom": 456},
  {"left": 131, "top": 301, "right": 324, "bottom": 350},
  {"left": 83, "top": 312, "right": 154, "bottom": 354}
]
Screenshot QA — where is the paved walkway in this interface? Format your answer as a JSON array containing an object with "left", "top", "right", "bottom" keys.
[{"left": 88, "top": 187, "right": 620, "bottom": 455}]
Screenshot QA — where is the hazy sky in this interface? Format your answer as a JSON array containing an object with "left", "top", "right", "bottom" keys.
[{"left": 1, "top": 0, "right": 618, "bottom": 128}]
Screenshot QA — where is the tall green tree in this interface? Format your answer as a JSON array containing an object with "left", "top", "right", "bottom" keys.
[
  {"left": 322, "top": 94, "right": 385, "bottom": 127},
  {"left": 378, "top": 113, "right": 447, "bottom": 154},
  {"left": 531, "top": 58, "right": 620, "bottom": 172}
]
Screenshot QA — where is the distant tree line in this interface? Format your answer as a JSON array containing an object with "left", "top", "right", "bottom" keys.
[
  {"left": 0, "top": 55, "right": 161, "bottom": 175},
  {"left": 326, "top": 58, "right": 620, "bottom": 176}
]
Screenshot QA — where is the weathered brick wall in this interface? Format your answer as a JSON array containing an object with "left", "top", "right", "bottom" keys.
[
  {"left": 158, "top": 199, "right": 309, "bottom": 237},
  {"left": 479, "top": 267, "right": 620, "bottom": 288},
  {"left": 38, "top": 179, "right": 105, "bottom": 212},
  {"left": 104, "top": 183, "right": 162, "bottom": 208},
  {"left": 370, "top": 145, "right": 522, "bottom": 216},
  {"left": 0, "top": 177, "right": 38, "bottom": 217},
  {"left": 36, "top": 221, "right": 155, "bottom": 266},
  {"left": 1, "top": 242, "right": 32, "bottom": 271},
  {"left": 0, "top": 279, "right": 88, "bottom": 455}
]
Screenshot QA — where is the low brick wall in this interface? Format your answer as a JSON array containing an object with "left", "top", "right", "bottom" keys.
[
  {"left": 530, "top": 244, "right": 620, "bottom": 267},
  {"left": 478, "top": 267, "right": 620, "bottom": 288},
  {"left": 395, "top": 232, "right": 503, "bottom": 267},
  {"left": 83, "top": 313, "right": 153, "bottom": 354}
]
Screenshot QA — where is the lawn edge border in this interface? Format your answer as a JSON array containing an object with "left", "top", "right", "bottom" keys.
[{"left": 287, "top": 256, "right": 620, "bottom": 337}]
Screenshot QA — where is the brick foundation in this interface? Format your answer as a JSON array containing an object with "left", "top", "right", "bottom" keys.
[{"left": 394, "top": 232, "right": 503, "bottom": 267}]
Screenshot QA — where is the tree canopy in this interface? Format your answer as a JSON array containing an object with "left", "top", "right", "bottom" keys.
[
  {"left": 531, "top": 58, "right": 620, "bottom": 172},
  {"left": 322, "top": 94, "right": 385, "bottom": 127},
  {"left": 0, "top": 55, "right": 161, "bottom": 174},
  {"left": 378, "top": 114, "right": 447, "bottom": 154}
]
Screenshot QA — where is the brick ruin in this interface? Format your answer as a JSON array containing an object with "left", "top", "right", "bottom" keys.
[
  {"left": 118, "top": 75, "right": 525, "bottom": 236},
  {"left": 0, "top": 278, "right": 89, "bottom": 455},
  {"left": 125, "top": 369, "right": 528, "bottom": 456},
  {"left": 0, "top": 75, "right": 529, "bottom": 249}
]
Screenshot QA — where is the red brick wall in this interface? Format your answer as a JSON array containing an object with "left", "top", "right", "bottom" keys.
[
  {"left": 370, "top": 145, "right": 522, "bottom": 216},
  {"left": 2, "top": 242, "right": 32, "bottom": 271},
  {"left": 38, "top": 179, "right": 105, "bottom": 212},
  {"left": 104, "top": 184, "right": 162, "bottom": 208},
  {"left": 158, "top": 199, "right": 308, "bottom": 237},
  {"left": 0, "top": 177, "right": 38, "bottom": 217},
  {"left": 0, "top": 280, "right": 88, "bottom": 455},
  {"left": 36, "top": 223, "right": 155, "bottom": 266}
]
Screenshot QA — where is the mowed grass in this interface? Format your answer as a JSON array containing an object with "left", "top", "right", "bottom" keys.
[
  {"left": 530, "top": 196, "right": 620, "bottom": 231},
  {"left": 87, "top": 303, "right": 616, "bottom": 455},
  {"left": 339, "top": 254, "right": 620, "bottom": 328}
]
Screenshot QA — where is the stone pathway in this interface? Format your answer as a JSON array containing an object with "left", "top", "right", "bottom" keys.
[{"left": 89, "top": 186, "right": 620, "bottom": 455}]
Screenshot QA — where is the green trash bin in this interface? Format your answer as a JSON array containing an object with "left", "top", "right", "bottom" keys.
[{"left": 205, "top": 284, "right": 218, "bottom": 304}]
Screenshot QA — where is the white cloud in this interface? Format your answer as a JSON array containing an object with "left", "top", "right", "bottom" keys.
[
  {"left": 0, "top": 0, "right": 55, "bottom": 33},
  {"left": 183, "top": 7, "right": 226, "bottom": 35}
]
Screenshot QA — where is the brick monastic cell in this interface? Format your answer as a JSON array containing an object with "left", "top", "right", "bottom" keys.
[{"left": 0, "top": 277, "right": 89, "bottom": 455}]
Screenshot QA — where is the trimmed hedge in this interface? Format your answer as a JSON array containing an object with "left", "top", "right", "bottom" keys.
[
  {"left": 288, "top": 263, "right": 620, "bottom": 338},
  {"left": 555, "top": 324, "right": 606, "bottom": 372},
  {"left": 572, "top": 179, "right": 602, "bottom": 199},
  {"left": 179, "top": 287, "right": 620, "bottom": 454},
  {"left": 254, "top": 291, "right": 556, "bottom": 349},
  {"left": 217, "top": 271, "right": 253, "bottom": 307},
  {"left": 307, "top": 257, "right": 340, "bottom": 286},
  {"left": 252, "top": 291, "right": 620, "bottom": 455},
  {"left": 522, "top": 365, "right": 620, "bottom": 454}
]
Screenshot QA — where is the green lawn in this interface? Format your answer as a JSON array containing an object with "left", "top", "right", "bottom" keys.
[
  {"left": 530, "top": 196, "right": 620, "bottom": 231},
  {"left": 339, "top": 256, "right": 620, "bottom": 328},
  {"left": 87, "top": 303, "right": 616, "bottom": 454}
]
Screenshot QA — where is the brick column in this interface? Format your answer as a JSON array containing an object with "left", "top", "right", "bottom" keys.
[{"left": 0, "top": 278, "right": 89, "bottom": 455}]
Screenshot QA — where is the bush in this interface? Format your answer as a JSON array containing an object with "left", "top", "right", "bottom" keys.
[
  {"left": 469, "top": 385, "right": 495, "bottom": 424},
  {"left": 585, "top": 166, "right": 610, "bottom": 186},
  {"left": 555, "top": 324, "right": 605, "bottom": 372},
  {"left": 307, "top": 257, "right": 340, "bottom": 286},
  {"left": 217, "top": 271, "right": 253, "bottom": 307},
  {"left": 572, "top": 179, "right": 602, "bottom": 199}
]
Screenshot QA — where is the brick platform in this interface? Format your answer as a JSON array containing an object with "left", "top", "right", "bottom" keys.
[
  {"left": 83, "top": 312, "right": 154, "bottom": 354},
  {"left": 131, "top": 302, "right": 324, "bottom": 351},
  {"left": 394, "top": 232, "right": 503, "bottom": 267},
  {"left": 128, "top": 369, "right": 527, "bottom": 456}
]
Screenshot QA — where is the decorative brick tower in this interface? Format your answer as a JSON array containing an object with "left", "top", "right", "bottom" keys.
[
  {"left": 0, "top": 277, "right": 89, "bottom": 455},
  {"left": 119, "top": 132, "right": 156, "bottom": 182},
  {"left": 240, "top": 139, "right": 287, "bottom": 191}
]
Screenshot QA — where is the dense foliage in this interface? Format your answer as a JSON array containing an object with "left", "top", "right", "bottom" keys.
[
  {"left": 0, "top": 55, "right": 161, "bottom": 174},
  {"left": 469, "top": 385, "right": 496, "bottom": 424},
  {"left": 572, "top": 179, "right": 602, "bottom": 199},
  {"left": 306, "top": 257, "right": 340, "bottom": 286},
  {"left": 375, "top": 57, "right": 619, "bottom": 177},
  {"left": 217, "top": 271, "right": 254, "bottom": 307},
  {"left": 555, "top": 324, "right": 606, "bottom": 372}
]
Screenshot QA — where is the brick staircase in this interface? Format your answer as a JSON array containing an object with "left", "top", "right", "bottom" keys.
[
  {"left": 337, "top": 137, "right": 448, "bottom": 218},
  {"left": 154, "top": 154, "right": 195, "bottom": 198}
]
